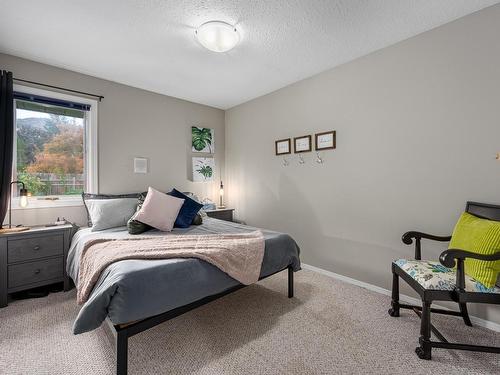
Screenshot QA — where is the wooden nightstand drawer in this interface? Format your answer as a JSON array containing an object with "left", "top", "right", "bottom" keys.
[
  {"left": 7, "top": 234, "right": 64, "bottom": 263},
  {"left": 8, "top": 257, "right": 64, "bottom": 289},
  {"left": 1, "top": 224, "right": 76, "bottom": 307}
]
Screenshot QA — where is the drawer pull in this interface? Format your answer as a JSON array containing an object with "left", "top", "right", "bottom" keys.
[
  {"left": 34, "top": 269, "right": 41, "bottom": 275},
  {"left": 33, "top": 245, "right": 40, "bottom": 251}
]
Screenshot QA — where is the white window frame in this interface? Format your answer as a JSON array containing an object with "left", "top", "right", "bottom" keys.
[{"left": 11, "top": 84, "right": 98, "bottom": 209}]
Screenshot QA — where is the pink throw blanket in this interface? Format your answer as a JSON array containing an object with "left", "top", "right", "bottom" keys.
[{"left": 77, "top": 231, "right": 265, "bottom": 304}]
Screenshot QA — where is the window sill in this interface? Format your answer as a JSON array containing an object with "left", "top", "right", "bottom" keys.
[{"left": 11, "top": 197, "right": 84, "bottom": 210}]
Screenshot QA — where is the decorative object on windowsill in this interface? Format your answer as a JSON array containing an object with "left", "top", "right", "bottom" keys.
[
  {"left": 282, "top": 157, "right": 289, "bottom": 167},
  {"left": 192, "top": 127, "right": 214, "bottom": 153},
  {"left": 298, "top": 154, "right": 305, "bottom": 165},
  {"left": 218, "top": 181, "right": 226, "bottom": 209},
  {"left": 55, "top": 217, "right": 68, "bottom": 225},
  {"left": 0, "top": 181, "right": 30, "bottom": 234},
  {"left": 294, "top": 135, "right": 312, "bottom": 153},
  {"left": 315, "top": 131, "right": 336, "bottom": 150},
  {"left": 192, "top": 157, "right": 215, "bottom": 182},
  {"left": 275, "top": 138, "right": 291, "bottom": 155},
  {"left": 315, "top": 152, "right": 324, "bottom": 164}
]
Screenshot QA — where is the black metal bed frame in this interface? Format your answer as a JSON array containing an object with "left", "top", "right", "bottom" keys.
[
  {"left": 389, "top": 201, "right": 500, "bottom": 360},
  {"left": 105, "top": 266, "right": 294, "bottom": 375}
]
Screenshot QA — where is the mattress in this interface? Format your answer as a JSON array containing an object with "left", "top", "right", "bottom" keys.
[{"left": 67, "top": 217, "right": 301, "bottom": 334}]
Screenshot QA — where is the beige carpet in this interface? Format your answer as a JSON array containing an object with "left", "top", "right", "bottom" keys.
[{"left": 0, "top": 269, "right": 499, "bottom": 375}]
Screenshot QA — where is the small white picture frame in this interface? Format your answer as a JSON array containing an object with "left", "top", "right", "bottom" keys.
[
  {"left": 192, "top": 157, "right": 215, "bottom": 182},
  {"left": 275, "top": 138, "right": 291, "bottom": 155},
  {"left": 315, "top": 131, "right": 336, "bottom": 151},
  {"left": 134, "top": 157, "right": 148, "bottom": 174},
  {"left": 294, "top": 135, "right": 312, "bottom": 153}
]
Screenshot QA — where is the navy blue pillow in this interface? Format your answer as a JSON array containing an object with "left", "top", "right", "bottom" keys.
[{"left": 167, "top": 189, "right": 203, "bottom": 228}]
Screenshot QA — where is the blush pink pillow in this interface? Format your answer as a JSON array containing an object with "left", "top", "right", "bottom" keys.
[{"left": 134, "top": 187, "right": 185, "bottom": 232}]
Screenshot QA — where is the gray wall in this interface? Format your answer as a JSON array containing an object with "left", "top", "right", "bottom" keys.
[
  {"left": 0, "top": 53, "right": 225, "bottom": 227},
  {"left": 226, "top": 5, "right": 500, "bottom": 323}
]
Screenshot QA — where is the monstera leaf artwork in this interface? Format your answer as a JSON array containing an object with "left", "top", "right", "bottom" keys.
[
  {"left": 192, "top": 126, "right": 214, "bottom": 153},
  {"left": 192, "top": 157, "right": 215, "bottom": 182}
]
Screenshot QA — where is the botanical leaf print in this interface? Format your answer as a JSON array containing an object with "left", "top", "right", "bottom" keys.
[{"left": 192, "top": 127, "right": 213, "bottom": 153}]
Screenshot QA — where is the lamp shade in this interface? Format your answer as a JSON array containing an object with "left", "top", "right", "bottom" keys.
[{"left": 19, "top": 188, "right": 28, "bottom": 208}]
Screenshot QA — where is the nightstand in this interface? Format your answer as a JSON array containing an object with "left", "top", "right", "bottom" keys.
[
  {"left": 0, "top": 224, "right": 77, "bottom": 307},
  {"left": 205, "top": 208, "right": 235, "bottom": 222}
]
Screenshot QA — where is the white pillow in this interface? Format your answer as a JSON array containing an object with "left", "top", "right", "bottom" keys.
[
  {"left": 86, "top": 198, "right": 138, "bottom": 232},
  {"left": 133, "top": 187, "right": 184, "bottom": 232}
]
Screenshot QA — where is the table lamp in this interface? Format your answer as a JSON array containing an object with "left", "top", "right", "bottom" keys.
[
  {"left": 0, "top": 181, "right": 30, "bottom": 233},
  {"left": 218, "top": 180, "right": 225, "bottom": 209}
]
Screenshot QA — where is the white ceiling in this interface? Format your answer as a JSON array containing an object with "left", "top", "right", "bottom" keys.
[{"left": 1, "top": 0, "right": 499, "bottom": 109}]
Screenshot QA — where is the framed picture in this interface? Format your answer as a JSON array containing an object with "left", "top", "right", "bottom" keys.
[
  {"left": 192, "top": 126, "right": 214, "bottom": 153},
  {"left": 315, "top": 131, "right": 336, "bottom": 150},
  {"left": 294, "top": 135, "right": 312, "bottom": 153},
  {"left": 133, "top": 157, "right": 148, "bottom": 174},
  {"left": 275, "top": 138, "right": 291, "bottom": 155},
  {"left": 192, "top": 157, "right": 215, "bottom": 182}
]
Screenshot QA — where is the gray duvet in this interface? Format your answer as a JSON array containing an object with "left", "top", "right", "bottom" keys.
[{"left": 67, "top": 218, "right": 301, "bottom": 334}]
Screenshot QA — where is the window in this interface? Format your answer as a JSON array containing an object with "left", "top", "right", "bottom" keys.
[{"left": 12, "top": 85, "right": 98, "bottom": 208}]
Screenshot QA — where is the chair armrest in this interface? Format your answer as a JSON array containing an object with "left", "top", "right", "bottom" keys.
[
  {"left": 401, "top": 231, "right": 452, "bottom": 260},
  {"left": 440, "top": 249, "right": 500, "bottom": 292},
  {"left": 402, "top": 231, "right": 452, "bottom": 244},
  {"left": 439, "top": 249, "right": 500, "bottom": 268}
]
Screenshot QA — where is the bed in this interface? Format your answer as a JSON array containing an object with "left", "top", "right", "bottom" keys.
[{"left": 67, "top": 217, "right": 301, "bottom": 374}]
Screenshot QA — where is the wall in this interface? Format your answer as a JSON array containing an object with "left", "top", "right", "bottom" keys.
[
  {"left": 226, "top": 5, "right": 500, "bottom": 323},
  {"left": 0, "top": 53, "right": 225, "bottom": 227}
]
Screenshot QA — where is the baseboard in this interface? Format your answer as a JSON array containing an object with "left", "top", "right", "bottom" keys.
[{"left": 301, "top": 263, "right": 500, "bottom": 333}]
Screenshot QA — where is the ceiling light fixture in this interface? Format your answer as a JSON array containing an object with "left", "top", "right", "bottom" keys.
[{"left": 195, "top": 21, "right": 240, "bottom": 53}]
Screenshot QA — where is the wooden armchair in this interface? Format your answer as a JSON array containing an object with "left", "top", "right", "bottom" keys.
[{"left": 389, "top": 201, "right": 500, "bottom": 360}]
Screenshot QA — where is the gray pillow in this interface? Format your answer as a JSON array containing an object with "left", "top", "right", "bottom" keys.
[
  {"left": 86, "top": 198, "right": 138, "bottom": 232},
  {"left": 82, "top": 192, "right": 145, "bottom": 226}
]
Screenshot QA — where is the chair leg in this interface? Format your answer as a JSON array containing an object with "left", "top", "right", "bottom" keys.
[
  {"left": 459, "top": 303, "right": 473, "bottom": 327},
  {"left": 416, "top": 301, "right": 432, "bottom": 360},
  {"left": 388, "top": 271, "right": 400, "bottom": 317}
]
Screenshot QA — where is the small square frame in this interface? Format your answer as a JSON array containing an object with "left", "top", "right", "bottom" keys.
[
  {"left": 275, "top": 138, "right": 291, "bottom": 155},
  {"left": 134, "top": 157, "right": 148, "bottom": 174},
  {"left": 294, "top": 135, "right": 312, "bottom": 153},
  {"left": 315, "top": 131, "right": 336, "bottom": 151}
]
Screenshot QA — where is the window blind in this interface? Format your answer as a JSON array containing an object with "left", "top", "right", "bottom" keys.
[{"left": 14, "top": 92, "right": 90, "bottom": 118}]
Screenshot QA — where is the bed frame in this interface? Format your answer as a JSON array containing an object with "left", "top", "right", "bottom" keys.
[{"left": 104, "top": 265, "right": 295, "bottom": 375}]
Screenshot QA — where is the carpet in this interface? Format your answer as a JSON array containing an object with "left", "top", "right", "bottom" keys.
[{"left": 0, "top": 269, "right": 498, "bottom": 374}]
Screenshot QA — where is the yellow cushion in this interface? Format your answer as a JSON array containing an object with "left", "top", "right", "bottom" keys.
[{"left": 449, "top": 212, "right": 500, "bottom": 288}]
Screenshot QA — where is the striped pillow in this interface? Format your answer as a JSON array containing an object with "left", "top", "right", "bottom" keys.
[{"left": 449, "top": 212, "right": 500, "bottom": 288}]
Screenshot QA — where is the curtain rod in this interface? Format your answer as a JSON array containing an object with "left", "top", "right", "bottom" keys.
[{"left": 13, "top": 78, "right": 104, "bottom": 101}]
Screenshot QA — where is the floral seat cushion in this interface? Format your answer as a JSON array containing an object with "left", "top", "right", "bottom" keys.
[{"left": 394, "top": 259, "right": 500, "bottom": 293}]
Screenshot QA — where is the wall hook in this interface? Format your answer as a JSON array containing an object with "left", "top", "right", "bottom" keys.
[
  {"left": 282, "top": 157, "right": 289, "bottom": 167},
  {"left": 315, "top": 152, "right": 323, "bottom": 164},
  {"left": 298, "top": 154, "right": 305, "bottom": 165}
]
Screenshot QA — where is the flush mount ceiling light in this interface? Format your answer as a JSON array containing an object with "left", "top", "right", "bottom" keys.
[{"left": 195, "top": 21, "right": 240, "bottom": 53}]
